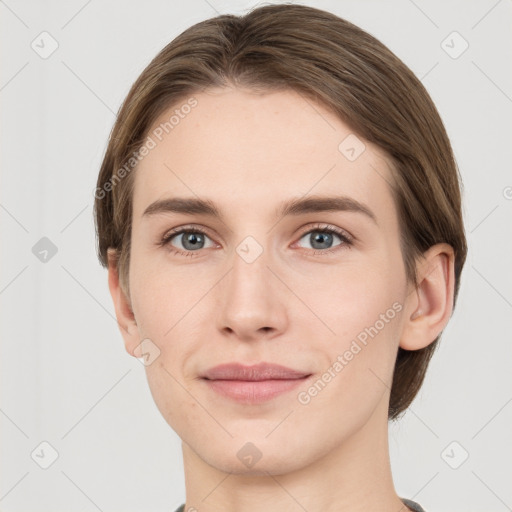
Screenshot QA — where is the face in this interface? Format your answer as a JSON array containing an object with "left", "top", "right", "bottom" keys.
[{"left": 125, "top": 87, "right": 413, "bottom": 475}]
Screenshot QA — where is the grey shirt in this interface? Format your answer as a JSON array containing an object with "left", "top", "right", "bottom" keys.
[{"left": 173, "top": 498, "right": 426, "bottom": 511}]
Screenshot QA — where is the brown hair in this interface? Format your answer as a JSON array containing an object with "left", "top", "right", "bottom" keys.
[{"left": 94, "top": 3, "right": 467, "bottom": 420}]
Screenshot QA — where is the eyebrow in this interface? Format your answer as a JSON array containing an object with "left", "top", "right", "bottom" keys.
[{"left": 142, "top": 195, "right": 377, "bottom": 225}]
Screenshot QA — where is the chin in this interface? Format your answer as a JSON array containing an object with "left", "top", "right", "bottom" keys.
[{"left": 193, "top": 436, "right": 315, "bottom": 477}]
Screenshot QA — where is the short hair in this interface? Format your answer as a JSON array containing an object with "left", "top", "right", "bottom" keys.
[{"left": 94, "top": 3, "right": 468, "bottom": 420}]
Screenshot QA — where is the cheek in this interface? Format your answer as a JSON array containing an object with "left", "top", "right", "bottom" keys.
[
  {"left": 297, "top": 282, "right": 403, "bottom": 427},
  {"left": 144, "top": 358, "right": 202, "bottom": 436},
  {"left": 322, "top": 262, "right": 400, "bottom": 327},
  {"left": 313, "top": 262, "right": 404, "bottom": 376},
  {"left": 129, "top": 250, "right": 209, "bottom": 339}
]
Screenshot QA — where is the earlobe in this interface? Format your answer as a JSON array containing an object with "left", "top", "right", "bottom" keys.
[
  {"left": 107, "top": 248, "right": 139, "bottom": 357},
  {"left": 400, "top": 243, "right": 455, "bottom": 351}
]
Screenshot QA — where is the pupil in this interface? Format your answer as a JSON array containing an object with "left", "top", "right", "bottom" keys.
[
  {"left": 184, "top": 233, "right": 203, "bottom": 249},
  {"left": 312, "top": 232, "right": 332, "bottom": 249}
]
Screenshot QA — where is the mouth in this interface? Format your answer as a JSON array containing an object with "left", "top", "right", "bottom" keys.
[{"left": 200, "top": 362, "right": 312, "bottom": 404}]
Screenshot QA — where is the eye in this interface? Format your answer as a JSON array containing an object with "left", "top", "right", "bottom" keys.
[
  {"left": 158, "top": 223, "right": 353, "bottom": 258},
  {"left": 159, "top": 227, "right": 215, "bottom": 257},
  {"left": 295, "top": 223, "right": 353, "bottom": 254}
]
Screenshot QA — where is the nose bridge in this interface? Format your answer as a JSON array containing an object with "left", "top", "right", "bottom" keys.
[
  {"left": 216, "top": 231, "right": 287, "bottom": 338},
  {"left": 228, "top": 233, "right": 273, "bottom": 303}
]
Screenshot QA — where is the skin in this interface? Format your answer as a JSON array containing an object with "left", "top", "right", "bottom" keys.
[{"left": 108, "top": 87, "right": 455, "bottom": 512}]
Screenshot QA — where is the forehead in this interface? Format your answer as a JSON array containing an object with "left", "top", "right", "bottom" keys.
[{"left": 132, "top": 87, "right": 396, "bottom": 222}]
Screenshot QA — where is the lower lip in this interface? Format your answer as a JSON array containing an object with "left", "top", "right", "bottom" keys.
[{"left": 203, "top": 377, "right": 310, "bottom": 404}]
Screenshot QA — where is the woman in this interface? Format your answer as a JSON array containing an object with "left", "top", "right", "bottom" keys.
[{"left": 94, "top": 4, "right": 467, "bottom": 511}]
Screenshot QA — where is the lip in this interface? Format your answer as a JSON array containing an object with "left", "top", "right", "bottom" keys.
[
  {"left": 201, "top": 362, "right": 312, "bottom": 404},
  {"left": 201, "top": 362, "right": 310, "bottom": 381}
]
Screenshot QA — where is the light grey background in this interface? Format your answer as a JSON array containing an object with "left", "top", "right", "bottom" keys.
[{"left": 1, "top": 1, "right": 511, "bottom": 511}]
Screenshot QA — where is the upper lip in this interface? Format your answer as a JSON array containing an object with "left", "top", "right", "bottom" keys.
[{"left": 201, "top": 362, "right": 311, "bottom": 381}]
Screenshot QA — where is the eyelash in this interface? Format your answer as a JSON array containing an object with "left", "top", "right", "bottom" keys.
[{"left": 157, "top": 223, "right": 354, "bottom": 258}]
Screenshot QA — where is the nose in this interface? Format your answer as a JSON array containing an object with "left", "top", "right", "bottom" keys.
[{"left": 216, "top": 240, "right": 288, "bottom": 342}]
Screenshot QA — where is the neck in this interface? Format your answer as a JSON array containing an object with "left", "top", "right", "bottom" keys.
[{"left": 180, "top": 398, "right": 408, "bottom": 512}]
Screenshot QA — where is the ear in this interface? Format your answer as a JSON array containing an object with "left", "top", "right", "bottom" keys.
[
  {"left": 400, "top": 243, "right": 455, "bottom": 351},
  {"left": 107, "top": 248, "right": 139, "bottom": 357}
]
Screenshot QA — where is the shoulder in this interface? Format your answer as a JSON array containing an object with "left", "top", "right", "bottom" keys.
[
  {"left": 401, "top": 497, "right": 427, "bottom": 512},
  {"left": 174, "top": 501, "right": 425, "bottom": 512}
]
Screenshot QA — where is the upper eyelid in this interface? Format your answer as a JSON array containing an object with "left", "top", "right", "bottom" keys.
[
  {"left": 302, "top": 223, "right": 353, "bottom": 240},
  {"left": 162, "top": 224, "right": 217, "bottom": 243}
]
